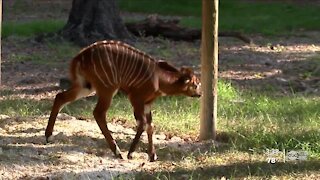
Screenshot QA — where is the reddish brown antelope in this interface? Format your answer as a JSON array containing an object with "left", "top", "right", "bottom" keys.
[{"left": 45, "top": 40, "right": 201, "bottom": 161}]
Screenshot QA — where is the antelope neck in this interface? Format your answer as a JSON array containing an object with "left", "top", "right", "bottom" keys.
[{"left": 157, "top": 68, "right": 182, "bottom": 95}]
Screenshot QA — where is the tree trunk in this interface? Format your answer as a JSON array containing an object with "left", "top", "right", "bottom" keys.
[{"left": 61, "top": 0, "right": 132, "bottom": 46}]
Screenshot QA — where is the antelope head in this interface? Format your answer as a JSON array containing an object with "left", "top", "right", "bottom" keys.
[{"left": 179, "top": 67, "right": 201, "bottom": 97}]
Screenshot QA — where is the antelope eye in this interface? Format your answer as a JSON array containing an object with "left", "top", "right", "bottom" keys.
[
  {"left": 193, "top": 84, "right": 198, "bottom": 89},
  {"left": 189, "top": 84, "right": 197, "bottom": 90}
]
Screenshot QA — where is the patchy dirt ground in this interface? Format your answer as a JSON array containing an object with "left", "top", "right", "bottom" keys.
[
  {"left": 0, "top": 113, "right": 216, "bottom": 179},
  {"left": 1, "top": 0, "right": 320, "bottom": 179}
]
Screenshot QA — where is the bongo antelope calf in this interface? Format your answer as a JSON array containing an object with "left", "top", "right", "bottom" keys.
[{"left": 45, "top": 40, "right": 201, "bottom": 161}]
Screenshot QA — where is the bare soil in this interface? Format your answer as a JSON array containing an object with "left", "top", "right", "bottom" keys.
[
  {"left": 0, "top": 113, "right": 215, "bottom": 179},
  {"left": 1, "top": 0, "right": 320, "bottom": 179}
]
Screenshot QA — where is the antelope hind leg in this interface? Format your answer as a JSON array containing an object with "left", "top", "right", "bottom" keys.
[
  {"left": 45, "top": 85, "right": 84, "bottom": 143},
  {"left": 146, "top": 112, "right": 157, "bottom": 162}
]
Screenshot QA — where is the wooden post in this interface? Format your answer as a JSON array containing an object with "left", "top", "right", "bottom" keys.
[
  {"left": 212, "top": 0, "right": 219, "bottom": 138},
  {"left": 0, "top": 0, "right": 2, "bottom": 86},
  {"left": 200, "top": 0, "right": 219, "bottom": 140}
]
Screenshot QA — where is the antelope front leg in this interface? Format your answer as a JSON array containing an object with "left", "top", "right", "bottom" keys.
[
  {"left": 146, "top": 112, "right": 157, "bottom": 162},
  {"left": 127, "top": 111, "right": 146, "bottom": 159},
  {"left": 93, "top": 96, "right": 123, "bottom": 159},
  {"left": 127, "top": 98, "right": 147, "bottom": 159}
]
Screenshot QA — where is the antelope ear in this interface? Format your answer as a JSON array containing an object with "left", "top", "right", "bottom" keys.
[
  {"left": 179, "top": 75, "right": 191, "bottom": 84},
  {"left": 158, "top": 60, "right": 179, "bottom": 72},
  {"left": 180, "top": 67, "right": 193, "bottom": 75}
]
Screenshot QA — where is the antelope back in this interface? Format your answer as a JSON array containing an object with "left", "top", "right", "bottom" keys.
[{"left": 72, "top": 41, "right": 157, "bottom": 90}]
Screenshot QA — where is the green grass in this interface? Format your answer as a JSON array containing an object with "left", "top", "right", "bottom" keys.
[
  {"left": 1, "top": 81, "right": 319, "bottom": 179},
  {"left": 136, "top": 159, "right": 320, "bottom": 179},
  {"left": 119, "top": 0, "right": 320, "bottom": 35},
  {"left": 2, "top": 20, "right": 65, "bottom": 38},
  {"left": 4, "top": 1, "right": 320, "bottom": 37},
  {"left": 218, "top": 83, "right": 319, "bottom": 158},
  {"left": 3, "top": 2, "right": 320, "bottom": 176},
  {"left": 6, "top": 41, "right": 79, "bottom": 65},
  {"left": 298, "top": 56, "right": 320, "bottom": 78},
  {"left": 222, "top": 96, "right": 320, "bottom": 155},
  {"left": 47, "top": 42, "right": 80, "bottom": 61},
  {"left": 1, "top": 81, "right": 319, "bottom": 157},
  {"left": 0, "top": 98, "right": 52, "bottom": 117},
  {"left": 118, "top": 0, "right": 201, "bottom": 16}
]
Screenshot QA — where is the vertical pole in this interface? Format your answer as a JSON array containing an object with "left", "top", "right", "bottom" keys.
[
  {"left": 200, "top": 0, "right": 219, "bottom": 140},
  {"left": 212, "top": 0, "right": 219, "bottom": 138},
  {"left": 0, "top": 0, "right": 2, "bottom": 86}
]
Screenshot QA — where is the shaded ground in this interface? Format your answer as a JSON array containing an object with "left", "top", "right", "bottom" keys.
[
  {"left": 2, "top": 1, "right": 320, "bottom": 97},
  {"left": 0, "top": 113, "right": 216, "bottom": 179},
  {"left": 1, "top": 0, "right": 320, "bottom": 179},
  {"left": 2, "top": 33, "right": 320, "bottom": 99}
]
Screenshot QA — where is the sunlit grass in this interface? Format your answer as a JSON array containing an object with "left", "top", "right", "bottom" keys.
[
  {"left": 1, "top": 80, "right": 319, "bottom": 179},
  {"left": 1, "top": 81, "right": 319, "bottom": 158},
  {"left": 0, "top": 98, "right": 51, "bottom": 117},
  {"left": 135, "top": 151, "right": 320, "bottom": 179}
]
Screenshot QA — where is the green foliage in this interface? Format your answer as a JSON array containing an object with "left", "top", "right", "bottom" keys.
[
  {"left": 219, "top": 1, "right": 320, "bottom": 35},
  {"left": 2, "top": 20, "right": 65, "bottom": 38},
  {"left": 119, "top": 0, "right": 320, "bottom": 35},
  {"left": 118, "top": 0, "right": 201, "bottom": 16}
]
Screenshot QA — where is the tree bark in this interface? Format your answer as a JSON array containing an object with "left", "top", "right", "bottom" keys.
[
  {"left": 61, "top": 0, "right": 132, "bottom": 46},
  {"left": 125, "top": 15, "right": 252, "bottom": 44}
]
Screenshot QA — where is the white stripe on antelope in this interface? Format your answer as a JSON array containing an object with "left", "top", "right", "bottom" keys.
[{"left": 45, "top": 40, "right": 201, "bottom": 162}]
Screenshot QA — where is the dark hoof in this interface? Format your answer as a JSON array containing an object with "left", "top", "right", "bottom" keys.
[
  {"left": 115, "top": 153, "right": 124, "bottom": 159},
  {"left": 45, "top": 135, "right": 52, "bottom": 144},
  {"left": 127, "top": 153, "right": 133, "bottom": 160},
  {"left": 149, "top": 153, "right": 157, "bottom": 162},
  {"left": 45, "top": 131, "right": 52, "bottom": 143}
]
